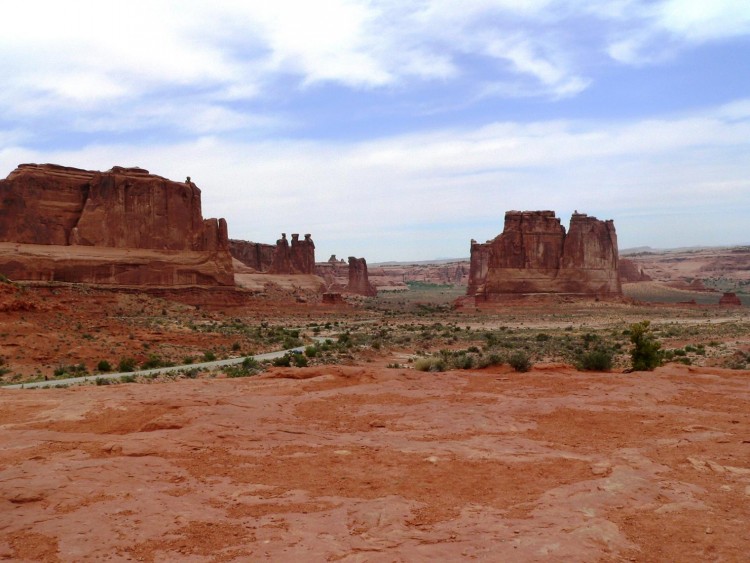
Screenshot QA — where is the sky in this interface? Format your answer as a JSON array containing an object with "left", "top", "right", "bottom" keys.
[{"left": 1, "top": 1, "right": 749, "bottom": 262}]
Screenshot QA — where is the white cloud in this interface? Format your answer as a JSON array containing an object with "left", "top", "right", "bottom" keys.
[
  {"left": 605, "top": 0, "right": 750, "bottom": 64},
  {"left": 3, "top": 99, "right": 747, "bottom": 260}
]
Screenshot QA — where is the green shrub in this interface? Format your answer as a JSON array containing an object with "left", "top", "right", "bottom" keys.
[
  {"left": 203, "top": 351, "right": 216, "bottom": 362},
  {"left": 226, "top": 356, "right": 262, "bottom": 378},
  {"left": 629, "top": 321, "right": 662, "bottom": 371},
  {"left": 508, "top": 351, "right": 532, "bottom": 373},
  {"left": 414, "top": 357, "right": 446, "bottom": 372},
  {"left": 118, "top": 357, "right": 137, "bottom": 372},
  {"left": 478, "top": 353, "right": 503, "bottom": 368},
  {"left": 576, "top": 348, "right": 613, "bottom": 371},
  {"left": 451, "top": 353, "right": 474, "bottom": 370},
  {"left": 140, "top": 354, "right": 163, "bottom": 370},
  {"left": 97, "top": 360, "right": 112, "bottom": 372},
  {"left": 272, "top": 354, "right": 292, "bottom": 367},
  {"left": 292, "top": 353, "right": 308, "bottom": 367},
  {"left": 304, "top": 345, "right": 318, "bottom": 358}
]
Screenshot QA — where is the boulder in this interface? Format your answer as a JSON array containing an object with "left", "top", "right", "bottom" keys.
[
  {"left": 0, "top": 164, "right": 233, "bottom": 286},
  {"left": 467, "top": 211, "right": 621, "bottom": 300}
]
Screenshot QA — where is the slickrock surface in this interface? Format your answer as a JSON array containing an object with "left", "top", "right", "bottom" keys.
[
  {"left": 1, "top": 364, "right": 749, "bottom": 561},
  {"left": 0, "top": 164, "right": 233, "bottom": 286},
  {"left": 468, "top": 211, "right": 621, "bottom": 300}
]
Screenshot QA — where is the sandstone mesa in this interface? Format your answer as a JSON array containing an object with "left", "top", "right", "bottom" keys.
[
  {"left": 0, "top": 164, "right": 233, "bottom": 286},
  {"left": 466, "top": 210, "right": 622, "bottom": 302}
]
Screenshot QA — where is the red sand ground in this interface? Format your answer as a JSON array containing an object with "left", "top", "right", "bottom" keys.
[{"left": 2, "top": 363, "right": 749, "bottom": 561}]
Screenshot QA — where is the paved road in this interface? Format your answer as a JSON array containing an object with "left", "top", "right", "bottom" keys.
[{"left": 2, "top": 337, "right": 333, "bottom": 390}]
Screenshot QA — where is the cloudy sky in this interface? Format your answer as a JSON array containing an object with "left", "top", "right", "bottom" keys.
[{"left": 1, "top": 1, "right": 749, "bottom": 261}]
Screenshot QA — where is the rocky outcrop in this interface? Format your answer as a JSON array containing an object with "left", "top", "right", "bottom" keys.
[
  {"left": 467, "top": 211, "right": 621, "bottom": 300},
  {"left": 229, "top": 240, "right": 275, "bottom": 272},
  {"left": 618, "top": 258, "right": 652, "bottom": 283},
  {"left": 0, "top": 164, "right": 233, "bottom": 286},
  {"left": 347, "top": 257, "right": 377, "bottom": 297},
  {"left": 231, "top": 233, "right": 315, "bottom": 275},
  {"left": 315, "top": 255, "right": 377, "bottom": 296},
  {"left": 719, "top": 292, "right": 742, "bottom": 306}
]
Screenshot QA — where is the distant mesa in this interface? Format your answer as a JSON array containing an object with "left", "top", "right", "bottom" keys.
[
  {"left": 0, "top": 164, "right": 233, "bottom": 286},
  {"left": 719, "top": 292, "right": 742, "bottom": 306},
  {"left": 315, "top": 255, "right": 377, "bottom": 297},
  {"left": 465, "top": 210, "right": 622, "bottom": 302},
  {"left": 618, "top": 258, "right": 652, "bottom": 283}
]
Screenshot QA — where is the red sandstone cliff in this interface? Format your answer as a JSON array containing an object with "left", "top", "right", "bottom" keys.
[
  {"left": 231, "top": 233, "right": 315, "bottom": 275},
  {"left": 618, "top": 258, "right": 652, "bottom": 282},
  {"left": 347, "top": 257, "right": 377, "bottom": 297},
  {"left": 467, "top": 211, "right": 621, "bottom": 300},
  {"left": 314, "top": 255, "right": 377, "bottom": 296},
  {"left": 0, "top": 164, "right": 233, "bottom": 286}
]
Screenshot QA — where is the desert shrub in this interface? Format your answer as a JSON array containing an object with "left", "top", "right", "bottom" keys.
[
  {"left": 304, "top": 345, "right": 318, "bottom": 358},
  {"left": 451, "top": 353, "right": 474, "bottom": 370},
  {"left": 629, "top": 321, "right": 662, "bottom": 371},
  {"left": 272, "top": 354, "right": 292, "bottom": 367},
  {"left": 292, "top": 352, "right": 308, "bottom": 367},
  {"left": 140, "top": 354, "right": 163, "bottom": 370},
  {"left": 414, "top": 357, "right": 446, "bottom": 372},
  {"left": 95, "top": 377, "right": 113, "bottom": 386},
  {"left": 97, "top": 360, "right": 112, "bottom": 372},
  {"left": 118, "top": 357, "right": 137, "bottom": 372},
  {"left": 232, "top": 342, "right": 242, "bottom": 352},
  {"left": 226, "top": 356, "right": 262, "bottom": 378},
  {"left": 53, "top": 363, "right": 88, "bottom": 377},
  {"left": 508, "top": 351, "right": 532, "bottom": 373},
  {"left": 576, "top": 347, "right": 614, "bottom": 371},
  {"left": 478, "top": 353, "right": 504, "bottom": 368},
  {"left": 119, "top": 374, "right": 137, "bottom": 383},
  {"left": 203, "top": 351, "right": 216, "bottom": 362}
]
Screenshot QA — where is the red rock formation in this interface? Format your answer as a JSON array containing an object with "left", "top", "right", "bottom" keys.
[
  {"left": 467, "top": 211, "right": 621, "bottom": 300},
  {"left": 229, "top": 240, "right": 275, "bottom": 272},
  {"left": 232, "top": 233, "right": 315, "bottom": 275},
  {"left": 618, "top": 258, "right": 652, "bottom": 282},
  {"left": 268, "top": 233, "right": 292, "bottom": 274},
  {"left": 0, "top": 164, "right": 233, "bottom": 286},
  {"left": 290, "top": 234, "right": 315, "bottom": 275},
  {"left": 719, "top": 292, "right": 742, "bottom": 306},
  {"left": 347, "top": 257, "right": 377, "bottom": 297}
]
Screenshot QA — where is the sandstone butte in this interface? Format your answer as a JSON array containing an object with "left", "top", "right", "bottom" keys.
[
  {"left": 229, "top": 233, "right": 316, "bottom": 275},
  {"left": 466, "top": 211, "right": 622, "bottom": 302},
  {"left": 0, "top": 164, "right": 234, "bottom": 286},
  {"left": 313, "top": 255, "right": 377, "bottom": 297}
]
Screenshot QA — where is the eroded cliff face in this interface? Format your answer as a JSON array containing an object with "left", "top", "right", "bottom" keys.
[
  {"left": 467, "top": 211, "right": 621, "bottom": 300},
  {"left": 347, "top": 257, "right": 377, "bottom": 297},
  {"left": 0, "top": 164, "right": 233, "bottom": 286},
  {"left": 231, "top": 233, "right": 315, "bottom": 275}
]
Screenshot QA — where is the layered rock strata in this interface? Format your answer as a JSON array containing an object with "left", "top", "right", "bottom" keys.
[
  {"left": 230, "top": 233, "right": 315, "bottom": 275},
  {"left": 315, "top": 255, "right": 377, "bottom": 296},
  {"left": 347, "top": 257, "right": 377, "bottom": 297},
  {"left": 0, "top": 164, "right": 233, "bottom": 286},
  {"left": 467, "top": 211, "right": 621, "bottom": 300},
  {"left": 719, "top": 292, "right": 742, "bottom": 306}
]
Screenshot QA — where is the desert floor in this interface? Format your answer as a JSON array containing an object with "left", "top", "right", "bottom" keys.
[{"left": 1, "top": 282, "right": 749, "bottom": 561}]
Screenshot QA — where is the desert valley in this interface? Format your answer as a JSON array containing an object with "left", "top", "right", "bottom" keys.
[{"left": 0, "top": 164, "right": 748, "bottom": 561}]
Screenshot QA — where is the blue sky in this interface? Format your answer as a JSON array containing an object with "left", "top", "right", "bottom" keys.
[{"left": 1, "top": 1, "right": 749, "bottom": 262}]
